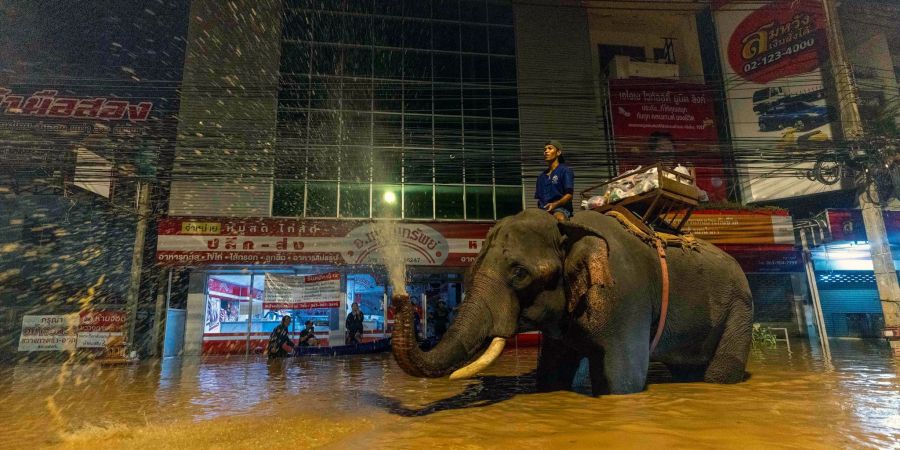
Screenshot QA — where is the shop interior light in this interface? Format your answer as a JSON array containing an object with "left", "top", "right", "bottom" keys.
[{"left": 383, "top": 191, "right": 397, "bottom": 204}]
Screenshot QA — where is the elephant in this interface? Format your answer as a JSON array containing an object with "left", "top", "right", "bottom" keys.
[{"left": 391, "top": 208, "right": 753, "bottom": 396}]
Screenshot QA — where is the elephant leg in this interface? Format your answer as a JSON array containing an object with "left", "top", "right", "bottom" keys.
[
  {"left": 597, "top": 339, "right": 649, "bottom": 395},
  {"left": 704, "top": 299, "right": 752, "bottom": 384},
  {"left": 588, "top": 351, "right": 610, "bottom": 396},
  {"left": 536, "top": 337, "right": 582, "bottom": 392}
]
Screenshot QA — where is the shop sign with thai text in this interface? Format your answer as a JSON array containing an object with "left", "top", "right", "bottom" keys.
[
  {"left": 156, "top": 218, "right": 492, "bottom": 267},
  {"left": 682, "top": 210, "right": 795, "bottom": 245}
]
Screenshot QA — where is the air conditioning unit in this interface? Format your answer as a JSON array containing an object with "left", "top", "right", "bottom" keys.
[{"left": 609, "top": 55, "right": 679, "bottom": 80}]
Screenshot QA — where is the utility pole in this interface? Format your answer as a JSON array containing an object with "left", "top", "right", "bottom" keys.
[
  {"left": 125, "top": 178, "right": 152, "bottom": 358},
  {"left": 823, "top": 0, "right": 900, "bottom": 356}
]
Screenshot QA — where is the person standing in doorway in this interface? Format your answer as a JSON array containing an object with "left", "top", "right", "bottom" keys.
[
  {"left": 346, "top": 302, "right": 365, "bottom": 344},
  {"left": 535, "top": 140, "right": 574, "bottom": 222}
]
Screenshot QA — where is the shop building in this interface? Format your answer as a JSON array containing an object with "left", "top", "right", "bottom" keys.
[{"left": 156, "top": 0, "right": 828, "bottom": 355}]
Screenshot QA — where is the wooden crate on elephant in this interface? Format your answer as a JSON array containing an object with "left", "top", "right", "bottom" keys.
[{"left": 580, "top": 163, "right": 700, "bottom": 232}]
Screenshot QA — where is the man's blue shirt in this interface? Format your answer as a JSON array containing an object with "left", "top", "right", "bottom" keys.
[{"left": 535, "top": 163, "right": 575, "bottom": 214}]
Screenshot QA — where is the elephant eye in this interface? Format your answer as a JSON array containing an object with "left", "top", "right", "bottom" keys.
[{"left": 510, "top": 265, "right": 531, "bottom": 287}]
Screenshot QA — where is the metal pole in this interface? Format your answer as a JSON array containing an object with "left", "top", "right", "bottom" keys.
[
  {"left": 823, "top": 0, "right": 900, "bottom": 356},
  {"left": 246, "top": 273, "right": 254, "bottom": 357},
  {"left": 125, "top": 180, "right": 151, "bottom": 357},
  {"left": 421, "top": 293, "right": 428, "bottom": 341},
  {"left": 800, "top": 232, "right": 831, "bottom": 359}
]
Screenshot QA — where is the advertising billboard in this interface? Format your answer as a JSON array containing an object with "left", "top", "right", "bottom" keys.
[
  {"left": 609, "top": 79, "right": 728, "bottom": 202},
  {"left": 714, "top": 0, "right": 840, "bottom": 202}
]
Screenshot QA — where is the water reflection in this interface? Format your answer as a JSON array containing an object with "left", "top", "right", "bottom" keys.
[{"left": 0, "top": 340, "right": 897, "bottom": 448}]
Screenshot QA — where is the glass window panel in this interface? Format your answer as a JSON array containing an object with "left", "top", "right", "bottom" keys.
[
  {"left": 310, "top": 75, "right": 339, "bottom": 109},
  {"left": 312, "top": 45, "right": 339, "bottom": 76},
  {"left": 434, "top": 115, "right": 462, "bottom": 148},
  {"left": 432, "top": 22, "right": 460, "bottom": 52},
  {"left": 403, "top": 20, "right": 432, "bottom": 50},
  {"left": 347, "top": 0, "right": 373, "bottom": 14},
  {"left": 373, "top": 184, "right": 402, "bottom": 218},
  {"left": 372, "top": 147, "right": 403, "bottom": 182},
  {"left": 374, "top": 49, "right": 402, "bottom": 79},
  {"left": 339, "top": 183, "right": 370, "bottom": 218},
  {"left": 342, "top": 112, "right": 372, "bottom": 146},
  {"left": 489, "top": 56, "right": 516, "bottom": 84},
  {"left": 495, "top": 185, "right": 522, "bottom": 218},
  {"left": 461, "top": 54, "right": 489, "bottom": 84},
  {"left": 313, "top": 13, "right": 345, "bottom": 44},
  {"left": 494, "top": 153, "right": 521, "bottom": 185},
  {"left": 404, "top": 184, "right": 434, "bottom": 219},
  {"left": 372, "top": 113, "right": 402, "bottom": 147},
  {"left": 433, "top": 0, "right": 459, "bottom": 20},
  {"left": 433, "top": 83, "right": 462, "bottom": 116},
  {"left": 282, "top": 10, "right": 313, "bottom": 41},
  {"left": 466, "top": 185, "right": 493, "bottom": 219},
  {"left": 405, "top": 149, "right": 433, "bottom": 183},
  {"left": 465, "top": 156, "right": 493, "bottom": 184},
  {"left": 490, "top": 86, "right": 518, "bottom": 118},
  {"left": 488, "top": 26, "right": 515, "bottom": 55},
  {"left": 306, "top": 181, "right": 338, "bottom": 217},
  {"left": 272, "top": 182, "right": 306, "bottom": 217},
  {"left": 460, "top": 24, "right": 488, "bottom": 53},
  {"left": 404, "top": 0, "right": 431, "bottom": 18},
  {"left": 340, "top": 145, "right": 372, "bottom": 181},
  {"left": 374, "top": 1, "right": 401, "bottom": 15},
  {"left": 434, "top": 147, "right": 464, "bottom": 183},
  {"left": 487, "top": 0, "right": 514, "bottom": 24},
  {"left": 403, "top": 50, "right": 432, "bottom": 81},
  {"left": 280, "top": 42, "right": 310, "bottom": 74},
  {"left": 404, "top": 115, "right": 433, "bottom": 147},
  {"left": 491, "top": 118, "right": 519, "bottom": 143},
  {"left": 463, "top": 86, "right": 491, "bottom": 117},
  {"left": 373, "top": 80, "right": 403, "bottom": 112},
  {"left": 435, "top": 185, "right": 464, "bottom": 219},
  {"left": 373, "top": 17, "right": 404, "bottom": 47},
  {"left": 404, "top": 82, "right": 433, "bottom": 114},
  {"left": 278, "top": 74, "right": 309, "bottom": 109},
  {"left": 460, "top": 0, "right": 487, "bottom": 22},
  {"left": 464, "top": 117, "right": 491, "bottom": 146},
  {"left": 345, "top": 15, "right": 372, "bottom": 45},
  {"left": 433, "top": 52, "right": 460, "bottom": 82},
  {"left": 343, "top": 77, "right": 373, "bottom": 112},
  {"left": 343, "top": 47, "right": 372, "bottom": 77}
]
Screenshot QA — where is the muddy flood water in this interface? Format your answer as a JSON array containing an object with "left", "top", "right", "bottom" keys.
[{"left": 1, "top": 340, "right": 897, "bottom": 449}]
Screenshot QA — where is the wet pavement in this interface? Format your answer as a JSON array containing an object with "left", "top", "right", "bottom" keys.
[{"left": 0, "top": 339, "right": 897, "bottom": 449}]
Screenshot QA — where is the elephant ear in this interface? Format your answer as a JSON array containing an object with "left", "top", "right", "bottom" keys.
[{"left": 559, "top": 222, "right": 613, "bottom": 314}]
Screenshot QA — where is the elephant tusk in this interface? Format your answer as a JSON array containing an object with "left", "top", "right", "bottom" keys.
[{"left": 448, "top": 337, "right": 507, "bottom": 381}]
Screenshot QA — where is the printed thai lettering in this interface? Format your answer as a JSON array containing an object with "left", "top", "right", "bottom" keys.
[
  {"left": 225, "top": 237, "right": 237, "bottom": 250},
  {"left": 0, "top": 87, "right": 154, "bottom": 122},
  {"left": 276, "top": 237, "right": 287, "bottom": 250},
  {"left": 292, "top": 241, "right": 304, "bottom": 250},
  {"left": 242, "top": 241, "right": 255, "bottom": 250},
  {"left": 207, "top": 238, "right": 220, "bottom": 250}
]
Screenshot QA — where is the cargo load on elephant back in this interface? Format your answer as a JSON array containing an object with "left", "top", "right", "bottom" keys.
[{"left": 580, "top": 163, "right": 700, "bottom": 234}]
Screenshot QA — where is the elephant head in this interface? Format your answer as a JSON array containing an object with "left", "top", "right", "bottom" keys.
[{"left": 392, "top": 209, "right": 610, "bottom": 379}]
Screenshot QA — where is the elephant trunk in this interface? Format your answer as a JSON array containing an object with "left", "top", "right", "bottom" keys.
[{"left": 391, "top": 272, "right": 507, "bottom": 378}]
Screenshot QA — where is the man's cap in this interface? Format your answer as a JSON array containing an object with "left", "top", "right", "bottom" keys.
[{"left": 545, "top": 139, "right": 563, "bottom": 152}]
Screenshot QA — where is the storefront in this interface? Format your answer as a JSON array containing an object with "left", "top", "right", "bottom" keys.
[
  {"left": 156, "top": 209, "right": 805, "bottom": 355},
  {"left": 805, "top": 209, "right": 898, "bottom": 338},
  {"left": 156, "top": 217, "right": 493, "bottom": 355}
]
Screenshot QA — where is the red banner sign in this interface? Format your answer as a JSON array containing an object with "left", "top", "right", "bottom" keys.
[{"left": 609, "top": 79, "right": 727, "bottom": 202}]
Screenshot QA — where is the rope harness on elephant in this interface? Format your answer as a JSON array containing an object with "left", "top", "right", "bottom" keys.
[{"left": 601, "top": 209, "right": 694, "bottom": 354}]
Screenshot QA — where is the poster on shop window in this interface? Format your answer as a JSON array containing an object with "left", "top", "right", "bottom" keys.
[
  {"left": 263, "top": 272, "right": 342, "bottom": 310},
  {"left": 713, "top": 0, "right": 841, "bottom": 202},
  {"left": 608, "top": 79, "right": 727, "bottom": 202}
]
